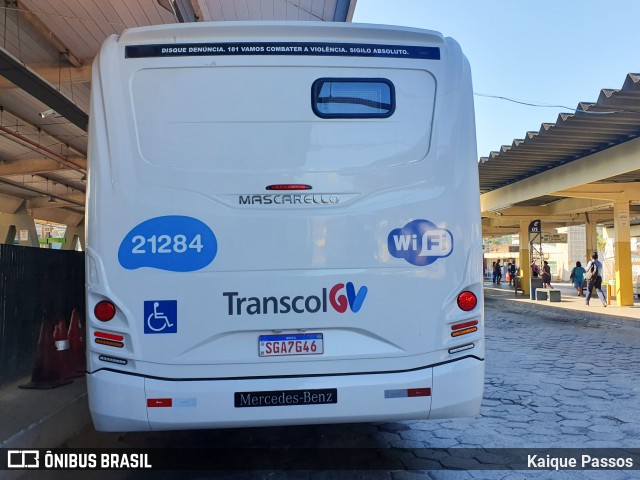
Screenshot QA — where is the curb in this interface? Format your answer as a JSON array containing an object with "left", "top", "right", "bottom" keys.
[{"left": 485, "top": 295, "right": 638, "bottom": 325}]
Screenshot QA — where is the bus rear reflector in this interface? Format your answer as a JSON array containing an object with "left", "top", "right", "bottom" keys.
[
  {"left": 408, "top": 388, "right": 431, "bottom": 397},
  {"left": 94, "top": 300, "right": 116, "bottom": 321},
  {"left": 94, "top": 331, "right": 124, "bottom": 341},
  {"left": 448, "top": 343, "right": 475, "bottom": 354},
  {"left": 98, "top": 355, "right": 128, "bottom": 365},
  {"left": 451, "top": 320, "right": 478, "bottom": 331},
  {"left": 451, "top": 320, "right": 478, "bottom": 337},
  {"left": 147, "top": 398, "right": 172, "bottom": 408},
  {"left": 451, "top": 327, "right": 478, "bottom": 337},
  {"left": 457, "top": 291, "right": 477, "bottom": 311},
  {"left": 385, "top": 388, "right": 431, "bottom": 398},
  {"left": 94, "top": 331, "right": 124, "bottom": 348},
  {"left": 95, "top": 338, "right": 124, "bottom": 348}
]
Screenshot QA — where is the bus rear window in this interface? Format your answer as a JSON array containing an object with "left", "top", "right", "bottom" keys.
[{"left": 312, "top": 79, "right": 395, "bottom": 118}]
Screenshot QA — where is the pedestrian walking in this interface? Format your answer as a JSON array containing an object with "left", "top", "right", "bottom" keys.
[
  {"left": 585, "top": 252, "right": 607, "bottom": 307},
  {"left": 509, "top": 262, "right": 517, "bottom": 285},
  {"left": 541, "top": 260, "right": 553, "bottom": 289},
  {"left": 570, "top": 261, "right": 586, "bottom": 296},
  {"left": 493, "top": 260, "right": 502, "bottom": 284}
]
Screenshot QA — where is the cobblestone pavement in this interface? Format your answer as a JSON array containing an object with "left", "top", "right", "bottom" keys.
[{"left": 57, "top": 297, "right": 640, "bottom": 480}]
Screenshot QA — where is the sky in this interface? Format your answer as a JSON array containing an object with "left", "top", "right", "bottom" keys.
[{"left": 352, "top": 0, "right": 640, "bottom": 159}]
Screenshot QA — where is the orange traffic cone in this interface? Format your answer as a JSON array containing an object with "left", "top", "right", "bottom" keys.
[
  {"left": 67, "top": 308, "right": 86, "bottom": 376},
  {"left": 52, "top": 316, "right": 75, "bottom": 380},
  {"left": 19, "top": 315, "right": 73, "bottom": 389}
]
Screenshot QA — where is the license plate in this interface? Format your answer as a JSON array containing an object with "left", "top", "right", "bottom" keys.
[{"left": 259, "top": 333, "right": 323, "bottom": 357}]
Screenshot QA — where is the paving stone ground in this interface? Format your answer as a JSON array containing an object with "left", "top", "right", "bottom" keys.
[{"left": 56, "top": 297, "right": 640, "bottom": 480}]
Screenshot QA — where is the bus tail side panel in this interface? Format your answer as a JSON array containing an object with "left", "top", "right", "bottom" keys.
[
  {"left": 430, "top": 357, "right": 484, "bottom": 419},
  {"left": 87, "top": 370, "right": 150, "bottom": 431}
]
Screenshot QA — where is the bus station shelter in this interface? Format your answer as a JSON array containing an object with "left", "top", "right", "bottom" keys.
[{"left": 479, "top": 73, "right": 640, "bottom": 305}]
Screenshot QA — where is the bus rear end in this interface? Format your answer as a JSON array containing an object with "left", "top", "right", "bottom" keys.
[{"left": 86, "top": 22, "right": 484, "bottom": 432}]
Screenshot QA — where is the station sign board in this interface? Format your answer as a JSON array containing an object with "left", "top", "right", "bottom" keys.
[{"left": 541, "top": 233, "right": 568, "bottom": 243}]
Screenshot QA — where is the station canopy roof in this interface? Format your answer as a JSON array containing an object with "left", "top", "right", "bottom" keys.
[{"left": 479, "top": 73, "right": 640, "bottom": 231}]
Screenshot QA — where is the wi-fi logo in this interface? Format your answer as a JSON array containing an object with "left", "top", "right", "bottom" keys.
[{"left": 388, "top": 219, "right": 453, "bottom": 266}]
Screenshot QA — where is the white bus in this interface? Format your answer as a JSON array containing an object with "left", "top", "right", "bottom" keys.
[{"left": 86, "top": 21, "right": 484, "bottom": 432}]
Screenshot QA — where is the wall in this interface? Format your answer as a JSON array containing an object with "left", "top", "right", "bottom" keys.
[{"left": 0, "top": 244, "right": 85, "bottom": 387}]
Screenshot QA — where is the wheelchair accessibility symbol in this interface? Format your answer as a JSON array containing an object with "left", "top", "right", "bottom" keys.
[{"left": 144, "top": 300, "right": 177, "bottom": 334}]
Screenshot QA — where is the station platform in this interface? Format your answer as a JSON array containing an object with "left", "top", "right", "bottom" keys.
[
  {"left": 0, "top": 376, "right": 89, "bottom": 450},
  {"left": 484, "top": 279, "right": 640, "bottom": 322},
  {"left": 1, "top": 282, "right": 639, "bottom": 466}
]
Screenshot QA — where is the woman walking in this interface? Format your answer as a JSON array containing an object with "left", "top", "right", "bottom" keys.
[{"left": 570, "top": 261, "right": 586, "bottom": 296}]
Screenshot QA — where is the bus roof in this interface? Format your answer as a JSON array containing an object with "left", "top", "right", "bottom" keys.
[{"left": 116, "top": 21, "right": 445, "bottom": 47}]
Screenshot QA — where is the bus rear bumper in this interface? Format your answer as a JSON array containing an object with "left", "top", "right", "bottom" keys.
[
  {"left": 430, "top": 356, "right": 484, "bottom": 419},
  {"left": 87, "top": 357, "right": 483, "bottom": 431}
]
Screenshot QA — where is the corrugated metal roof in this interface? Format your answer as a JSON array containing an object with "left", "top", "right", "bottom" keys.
[
  {"left": 0, "top": 0, "right": 356, "bottom": 223},
  {"left": 478, "top": 73, "right": 640, "bottom": 197},
  {"left": 199, "top": 0, "right": 352, "bottom": 22}
]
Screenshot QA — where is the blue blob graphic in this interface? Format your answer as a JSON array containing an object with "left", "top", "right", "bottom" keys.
[
  {"left": 118, "top": 216, "right": 217, "bottom": 272},
  {"left": 388, "top": 219, "right": 453, "bottom": 266}
]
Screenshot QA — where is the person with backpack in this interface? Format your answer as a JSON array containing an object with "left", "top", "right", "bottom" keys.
[{"left": 585, "top": 252, "right": 606, "bottom": 307}]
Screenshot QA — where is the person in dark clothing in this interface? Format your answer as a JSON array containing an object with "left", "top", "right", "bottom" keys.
[
  {"left": 509, "top": 262, "right": 518, "bottom": 288},
  {"left": 530, "top": 260, "right": 540, "bottom": 278},
  {"left": 493, "top": 260, "right": 502, "bottom": 284},
  {"left": 570, "top": 261, "right": 586, "bottom": 296},
  {"left": 541, "top": 260, "right": 553, "bottom": 289},
  {"left": 585, "top": 252, "right": 607, "bottom": 307}
]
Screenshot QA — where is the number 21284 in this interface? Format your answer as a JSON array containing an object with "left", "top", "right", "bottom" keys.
[{"left": 131, "top": 234, "right": 203, "bottom": 254}]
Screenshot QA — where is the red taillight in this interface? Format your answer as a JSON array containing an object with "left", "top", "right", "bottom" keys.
[
  {"left": 94, "top": 300, "right": 116, "bottom": 321},
  {"left": 457, "top": 291, "right": 477, "bottom": 311},
  {"left": 266, "top": 184, "right": 312, "bottom": 191},
  {"left": 451, "top": 320, "right": 479, "bottom": 337}
]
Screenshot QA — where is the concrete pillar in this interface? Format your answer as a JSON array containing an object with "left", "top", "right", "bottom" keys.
[
  {"left": 613, "top": 202, "right": 634, "bottom": 306},
  {"left": 585, "top": 220, "right": 597, "bottom": 262},
  {"left": 63, "top": 221, "right": 85, "bottom": 251},
  {"left": 518, "top": 220, "right": 530, "bottom": 295},
  {"left": 0, "top": 205, "right": 39, "bottom": 247}
]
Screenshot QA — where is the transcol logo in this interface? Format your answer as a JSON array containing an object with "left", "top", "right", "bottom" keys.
[
  {"left": 223, "top": 282, "right": 368, "bottom": 316},
  {"left": 388, "top": 219, "right": 453, "bottom": 266}
]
